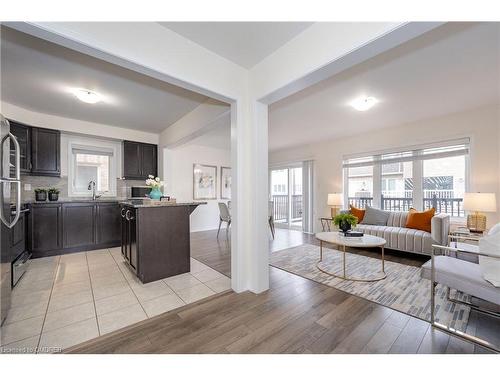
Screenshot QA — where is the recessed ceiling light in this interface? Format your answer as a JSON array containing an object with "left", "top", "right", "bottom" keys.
[
  {"left": 350, "top": 96, "right": 378, "bottom": 111},
  {"left": 71, "top": 88, "right": 102, "bottom": 104}
]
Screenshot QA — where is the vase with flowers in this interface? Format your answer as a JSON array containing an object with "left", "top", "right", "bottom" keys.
[{"left": 145, "top": 175, "right": 164, "bottom": 200}]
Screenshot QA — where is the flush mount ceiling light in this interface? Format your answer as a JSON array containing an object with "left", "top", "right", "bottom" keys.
[
  {"left": 71, "top": 88, "right": 102, "bottom": 104},
  {"left": 350, "top": 96, "right": 378, "bottom": 111}
]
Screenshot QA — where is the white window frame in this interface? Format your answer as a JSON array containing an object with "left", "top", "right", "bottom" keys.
[
  {"left": 68, "top": 137, "right": 119, "bottom": 198},
  {"left": 342, "top": 139, "right": 470, "bottom": 219}
]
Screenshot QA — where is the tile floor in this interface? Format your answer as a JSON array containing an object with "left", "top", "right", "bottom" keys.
[{"left": 0, "top": 247, "right": 231, "bottom": 354}]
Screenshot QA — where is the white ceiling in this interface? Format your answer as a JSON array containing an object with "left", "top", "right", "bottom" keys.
[
  {"left": 0, "top": 27, "right": 216, "bottom": 133},
  {"left": 269, "top": 22, "right": 500, "bottom": 151},
  {"left": 159, "top": 22, "right": 313, "bottom": 69}
]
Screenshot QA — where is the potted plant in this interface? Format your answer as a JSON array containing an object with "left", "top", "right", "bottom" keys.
[
  {"left": 333, "top": 213, "right": 358, "bottom": 233},
  {"left": 48, "top": 188, "right": 60, "bottom": 201},
  {"left": 34, "top": 188, "right": 47, "bottom": 202},
  {"left": 145, "top": 175, "right": 164, "bottom": 200}
]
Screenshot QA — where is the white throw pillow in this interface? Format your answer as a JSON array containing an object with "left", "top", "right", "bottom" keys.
[
  {"left": 479, "top": 224, "right": 500, "bottom": 287},
  {"left": 488, "top": 222, "right": 500, "bottom": 236}
]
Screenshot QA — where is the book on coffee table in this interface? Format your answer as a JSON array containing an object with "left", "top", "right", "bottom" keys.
[{"left": 339, "top": 231, "right": 364, "bottom": 237}]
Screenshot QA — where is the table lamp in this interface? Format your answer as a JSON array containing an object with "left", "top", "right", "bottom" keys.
[
  {"left": 463, "top": 192, "right": 497, "bottom": 233},
  {"left": 328, "top": 193, "right": 343, "bottom": 218}
]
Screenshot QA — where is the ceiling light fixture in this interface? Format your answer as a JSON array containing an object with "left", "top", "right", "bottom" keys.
[
  {"left": 71, "top": 88, "right": 102, "bottom": 104},
  {"left": 350, "top": 96, "right": 378, "bottom": 111}
]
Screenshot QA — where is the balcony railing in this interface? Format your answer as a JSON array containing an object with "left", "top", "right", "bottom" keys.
[
  {"left": 348, "top": 194, "right": 464, "bottom": 217},
  {"left": 272, "top": 195, "right": 288, "bottom": 221},
  {"left": 271, "top": 194, "right": 303, "bottom": 222},
  {"left": 423, "top": 196, "right": 464, "bottom": 217}
]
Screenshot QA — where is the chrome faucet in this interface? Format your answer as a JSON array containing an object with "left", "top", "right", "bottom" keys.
[{"left": 87, "top": 180, "right": 102, "bottom": 200}]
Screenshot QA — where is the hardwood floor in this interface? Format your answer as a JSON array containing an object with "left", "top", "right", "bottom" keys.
[
  {"left": 191, "top": 227, "right": 429, "bottom": 278},
  {"left": 65, "top": 227, "right": 494, "bottom": 354}
]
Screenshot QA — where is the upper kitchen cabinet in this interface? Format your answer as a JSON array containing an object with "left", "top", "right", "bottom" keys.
[
  {"left": 9, "top": 120, "right": 61, "bottom": 177},
  {"left": 9, "top": 120, "right": 31, "bottom": 174},
  {"left": 31, "top": 127, "right": 61, "bottom": 176},
  {"left": 141, "top": 143, "right": 158, "bottom": 178},
  {"left": 122, "top": 140, "right": 157, "bottom": 179}
]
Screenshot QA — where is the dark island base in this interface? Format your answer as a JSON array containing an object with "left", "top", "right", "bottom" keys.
[{"left": 120, "top": 203, "right": 204, "bottom": 284}]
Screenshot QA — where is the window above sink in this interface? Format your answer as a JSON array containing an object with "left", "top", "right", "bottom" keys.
[{"left": 67, "top": 136, "right": 119, "bottom": 198}]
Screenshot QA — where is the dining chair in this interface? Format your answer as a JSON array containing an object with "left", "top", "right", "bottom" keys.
[
  {"left": 217, "top": 202, "right": 231, "bottom": 238},
  {"left": 269, "top": 201, "right": 275, "bottom": 239}
]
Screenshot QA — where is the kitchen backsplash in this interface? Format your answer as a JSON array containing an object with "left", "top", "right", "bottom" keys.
[{"left": 19, "top": 175, "right": 146, "bottom": 202}]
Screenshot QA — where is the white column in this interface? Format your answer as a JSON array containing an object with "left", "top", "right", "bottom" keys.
[{"left": 230, "top": 97, "right": 269, "bottom": 294}]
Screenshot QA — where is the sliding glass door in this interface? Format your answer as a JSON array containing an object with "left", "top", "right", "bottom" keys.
[{"left": 270, "top": 166, "right": 303, "bottom": 230}]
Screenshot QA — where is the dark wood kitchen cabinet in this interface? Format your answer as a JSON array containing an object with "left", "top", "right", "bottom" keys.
[
  {"left": 122, "top": 141, "right": 157, "bottom": 179},
  {"left": 62, "top": 203, "right": 96, "bottom": 249},
  {"left": 29, "top": 201, "right": 121, "bottom": 258},
  {"left": 96, "top": 202, "right": 122, "bottom": 245},
  {"left": 122, "top": 141, "right": 141, "bottom": 178},
  {"left": 9, "top": 121, "right": 31, "bottom": 174},
  {"left": 31, "top": 127, "right": 60, "bottom": 176},
  {"left": 140, "top": 143, "right": 157, "bottom": 178},
  {"left": 8, "top": 120, "right": 60, "bottom": 177},
  {"left": 121, "top": 206, "right": 138, "bottom": 272},
  {"left": 30, "top": 204, "right": 63, "bottom": 257}
]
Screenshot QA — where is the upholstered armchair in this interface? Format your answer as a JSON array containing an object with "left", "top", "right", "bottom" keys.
[{"left": 421, "top": 223, "right": 500, "bottom": 352}]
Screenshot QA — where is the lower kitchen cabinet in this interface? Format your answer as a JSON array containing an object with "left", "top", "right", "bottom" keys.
[
  {"left": 63, "top": 203, "right": 96, "bottom": 249},
  {"left": 121, "top": 206, "right": 138, "bottom": 272},
  {"left": 30, "top": 204, "right": 63, "bottom": 257},
  {"left": 29, "top": 201, "right": 121, "bottom": 258},
  {"left": 97, "top": 203, "right": 122, "bottom": 245}
]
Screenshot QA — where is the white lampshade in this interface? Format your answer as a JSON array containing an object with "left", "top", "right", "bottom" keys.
[
  {"left": 463, "top": 193, "right": 497, "bottom": 212},
  {"left": 328, "top": 193, "right": 343, "bottom": 207}
]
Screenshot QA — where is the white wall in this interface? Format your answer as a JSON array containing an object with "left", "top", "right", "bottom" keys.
[
  {"left": 269, "top": 105, "right": 500, "bottom": 231},
  {"left": 164, "top": 144, "right": 231, "bottom": 232}
]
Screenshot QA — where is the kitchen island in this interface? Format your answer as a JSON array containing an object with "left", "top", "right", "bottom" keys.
[{"left": 119, "top": 200, "right": 205, "bottom": 283}]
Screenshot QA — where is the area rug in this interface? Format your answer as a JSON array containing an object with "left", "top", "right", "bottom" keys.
[{"left": 269, "top": 244, "right": 471, "bottom": 331}]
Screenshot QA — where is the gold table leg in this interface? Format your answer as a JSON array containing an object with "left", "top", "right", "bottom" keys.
[
  {"left": 343, "top": 244, "right": 346, "bottom": 278},
  {"left": 381, "top": 245, "right": 385, "bottom": 273},
  {"left": 316, "top": 241, "right": 387, "bottom": 282}
]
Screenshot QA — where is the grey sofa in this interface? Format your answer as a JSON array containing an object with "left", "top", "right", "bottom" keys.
[{"left": 352, "top": 210, "right": 450, "bottom": 256}]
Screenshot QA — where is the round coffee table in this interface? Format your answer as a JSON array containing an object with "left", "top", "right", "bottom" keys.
[{"left": 315, "top": 232, "right": 387, "bottom": 282}]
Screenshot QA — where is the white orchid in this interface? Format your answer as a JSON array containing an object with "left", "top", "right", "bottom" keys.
[{"left": 145, "top": 175, "right": 163, "bottom": 188}]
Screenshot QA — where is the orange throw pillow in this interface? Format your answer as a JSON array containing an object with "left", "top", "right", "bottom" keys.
[
  {"left": 350, "top": 205, "right": 365, "bottom": 223},
  {"left": 405, "top": 207, "right": 435, "bottom": 233}
]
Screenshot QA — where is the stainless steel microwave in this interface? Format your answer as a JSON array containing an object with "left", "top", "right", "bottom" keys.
[{"left": 131, "top": 186, "right": 151, "bottom": 199}]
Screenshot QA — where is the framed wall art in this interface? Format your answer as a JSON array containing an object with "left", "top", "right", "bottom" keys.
[{"left": 193, "top": 163, "right": 217, "bottom": 199}]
